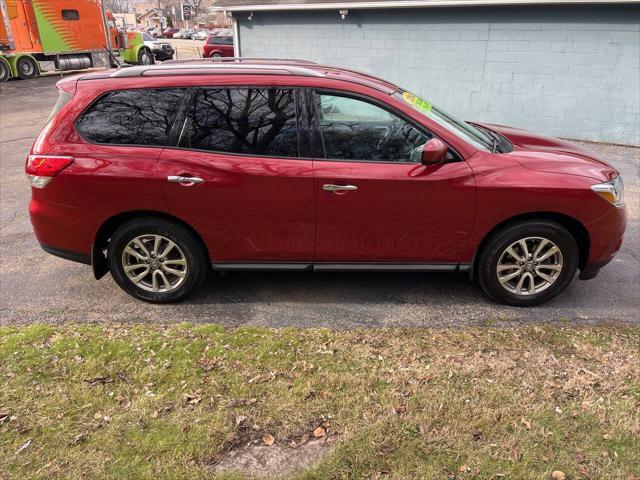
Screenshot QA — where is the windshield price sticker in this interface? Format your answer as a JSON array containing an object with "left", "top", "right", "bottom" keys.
[{"left": 402, "top": 92, "right": 432, "bottom": 114}]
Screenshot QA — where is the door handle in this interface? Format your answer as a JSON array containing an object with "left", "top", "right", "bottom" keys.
[
  {"left": 323, "top": 184, "right": 358, "bottom": 193},
  {"left": 167, "top": 175, "right": 204, "bottom": 185}
]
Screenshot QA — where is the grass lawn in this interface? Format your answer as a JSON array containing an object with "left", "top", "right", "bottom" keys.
[{"left": 1, "top": 323, "right": 638, "bottom": 479}]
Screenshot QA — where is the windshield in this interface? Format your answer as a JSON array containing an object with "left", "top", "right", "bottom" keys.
[{"left": 394, "top": 90, "right": 492, "bottom": 151}]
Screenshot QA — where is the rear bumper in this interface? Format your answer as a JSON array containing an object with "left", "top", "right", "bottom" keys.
[
  {"left": 40, "top": 243, "right": 91, "bottom": 265},
  {"left": 29, "top": 195, "right": 98, "bottom": 260}
]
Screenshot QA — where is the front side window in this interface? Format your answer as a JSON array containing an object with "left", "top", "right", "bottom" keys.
[
  {"left": 178, "top": 88, "right": 299, "bottom": 157},
  {"left": 223, "top": 37, "right": 233, "bottom": 45},
  {"left": 75, "top": 89, "right": 186, "bottom": 146},
  {"left": 317, "top": 93, "right": 430, "bottom": 162},
  {"left": 61, "top": 9, "right": 79, "bottom": 21},
  {"left": 142, "top": 32, "right": 154, "bottom": 42},
  {"left": 209, "top": 37, "right": 223, "bottom": 44}
]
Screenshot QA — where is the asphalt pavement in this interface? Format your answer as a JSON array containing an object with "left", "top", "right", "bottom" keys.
[{"left": 1, "top": 76, "right": 638, "bottom": 327}]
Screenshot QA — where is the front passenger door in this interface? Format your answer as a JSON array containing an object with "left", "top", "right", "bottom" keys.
[{"left": 311, "top": 91, "right": 476, "bottom": 265}]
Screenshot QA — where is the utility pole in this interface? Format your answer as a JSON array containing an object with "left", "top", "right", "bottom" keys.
[{"left": 157, "top": 0, "right": 164, "bottom": 30}]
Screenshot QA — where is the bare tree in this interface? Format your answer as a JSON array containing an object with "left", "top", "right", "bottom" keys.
[
  {"left": 183, "top": 0, "right": 208, "bottom": 22},
  {"left": 102, "top": 0, "right": 133, "bottom": 13}
]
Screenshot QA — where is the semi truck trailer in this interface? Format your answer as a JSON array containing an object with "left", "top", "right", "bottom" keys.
[{"left": 0, "top": 0, "right": 153, "bottom": 83}]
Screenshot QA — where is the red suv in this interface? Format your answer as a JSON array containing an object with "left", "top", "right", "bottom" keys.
[
  {"left": 202, "top": 34, "right": 234, "bottom": 58},
  {"left": 27, "top": 59, "right": 626, "bottom": 305}
]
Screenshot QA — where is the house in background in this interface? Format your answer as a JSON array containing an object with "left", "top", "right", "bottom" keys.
[
  {"left": 217, "top": 0, "right": 640, "bottom": 145},
  {"left": 136, "top": 8, "right": 162, "bottom": 29},
  {"left": 111, "top": 12, "right": 137, "bottom": 29}
]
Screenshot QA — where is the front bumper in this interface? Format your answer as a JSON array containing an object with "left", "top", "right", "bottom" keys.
[
  {"left": 580, "top": 204, "right": 627, "bottom": 280},
  {"left": 152, "top": 46, "right": 174, "bottom": 61}
]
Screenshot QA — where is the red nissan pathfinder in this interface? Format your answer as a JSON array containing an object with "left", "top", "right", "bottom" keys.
[{"left": 27, "top": 59, "right": 626, "bottom": 306}]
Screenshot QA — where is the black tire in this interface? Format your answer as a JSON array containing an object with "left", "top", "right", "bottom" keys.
[
  {"left": 108, "top": 218, "right": 208, "bottom": 303},
  {"left": 16, "top": 56, "right": 38, "bottom": 80},
  {"left": 137, "top": 48, "right": 155, "bottom": 65},
  {"left": 476, "top": 220, "right": 579, "bottom": 306},
  {"left": 0, "top": 60, "right": 10, "bottom": 83},
  {"left": 211, "top": 52, "right": 222, "bottom": 58}
]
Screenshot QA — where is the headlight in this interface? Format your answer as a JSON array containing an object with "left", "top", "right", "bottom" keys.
[{"left": 591, "top": 175, "right": 624, "bottom": 207}]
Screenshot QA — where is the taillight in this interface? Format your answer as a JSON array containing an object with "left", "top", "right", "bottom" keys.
[{"left": 25, "top": 155, "right": 74, "bottom": 188}]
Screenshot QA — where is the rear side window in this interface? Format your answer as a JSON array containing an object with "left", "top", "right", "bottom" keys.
[
  {"left": 178, "top": 88, "right": 299, "bottom": 157},
  {"left": 223, "top": 37, "right": 233, "bottom": 45},
  {"left": 209, "top": 37, "right": 223, "bottom": 44},
  {"left": 76, "top": 89, "right": 185, "bottom": 146}
]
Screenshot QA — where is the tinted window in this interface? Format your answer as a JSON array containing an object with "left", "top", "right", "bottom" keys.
[
  {"left": 209, "top": 37, "right": 223, "bottom": 44},
  {"left": 76, "top": 89, "right": 185, "bottom": 146},
  {"left": 61, "top": 9, "right": 79, "bottom": 20},
  {"left": 179, "top": 88, "right": 299, "bottom": 157},
  {"left": 317, "top": 94, "right": 430, "bottom": 162},
  {"left": 223, "top": 37, "right": 233, "bottom": 45}
]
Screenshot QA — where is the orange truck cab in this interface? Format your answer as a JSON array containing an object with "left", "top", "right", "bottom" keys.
[{"left": 0, "top": 0, "right": 151, "bottom": 82}]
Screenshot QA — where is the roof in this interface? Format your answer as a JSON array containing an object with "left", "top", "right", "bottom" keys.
[
  {"left": 136, "top": 8, "right": 160, "bottom": 20},
  {"left": 80, "top": 58, "right": 399, "bottom": 94},
  {"left": 215, "top": 0, "right": 639, "bottom": 11}
]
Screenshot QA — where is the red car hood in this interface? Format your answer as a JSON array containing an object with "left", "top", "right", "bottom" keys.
[{"left": 476, "top": 123, "right": 617, "bottom": 182}]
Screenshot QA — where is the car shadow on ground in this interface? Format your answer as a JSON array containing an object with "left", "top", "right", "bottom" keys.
[{"left": 185, "top": 270, "right": 486, "bottom": 306}]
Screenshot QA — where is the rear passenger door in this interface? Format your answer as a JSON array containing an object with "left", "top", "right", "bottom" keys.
[{"left": 157, "top": 87, "right": 315, "bottom": 265}]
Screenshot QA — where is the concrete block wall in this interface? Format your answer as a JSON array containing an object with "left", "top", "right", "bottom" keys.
[{"left": 237, "top": 5, "right": 640, "bottom": 145}]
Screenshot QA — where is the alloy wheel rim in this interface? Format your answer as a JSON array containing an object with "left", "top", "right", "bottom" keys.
[
  {"left": 496, "top": 237, "right": 563, "bottom": 296},
  {"left": 122, "top": 234, "right": 188, "bottom": 293}
]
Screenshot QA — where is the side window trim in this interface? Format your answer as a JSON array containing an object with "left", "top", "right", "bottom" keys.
[
  {"left": 171, "top": 86, "right": 313, "bottom": 161},
  {"left": 309, "top": 88, "right": 459, "bottom": 164}
]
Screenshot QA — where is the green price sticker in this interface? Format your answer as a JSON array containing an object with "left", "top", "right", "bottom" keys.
[{"left": 402, "top": 91, "right": 432, "bottom": 114}]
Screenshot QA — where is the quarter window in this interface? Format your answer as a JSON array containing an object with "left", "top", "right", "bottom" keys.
[
  {"left": 75, "top": 89, "right": 186, "bottom": 146},
  {"left": 317, "top": 93, "right": 430, "bottom": 162},
  {"left": 178, "top": 88, "right": 299, "bottom": 157}
]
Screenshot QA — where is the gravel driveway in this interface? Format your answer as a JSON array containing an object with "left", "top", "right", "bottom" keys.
[{"left": 1, "top": 76, "right": 638, "bottom": 327}]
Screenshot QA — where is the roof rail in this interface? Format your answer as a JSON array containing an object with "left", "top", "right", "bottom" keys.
[
  {"left": 162, "top": 57, "right": 317, "bottom": 65},
  {"left": 108, "top": 62, "right": 324, "bottom": 78}
]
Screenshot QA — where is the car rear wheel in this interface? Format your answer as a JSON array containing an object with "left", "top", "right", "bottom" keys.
[
  {"left": 16, "top": 56, "right": 38, "bottom": 80},
  {"left": 477, "top": 220, "right": 578, "bottom": 306},
  {"left": 211, "top": 52, "right": 222, "bottom": 58},
  {"left": 108, "top": 218, "right": 207, "bottom": 303}
]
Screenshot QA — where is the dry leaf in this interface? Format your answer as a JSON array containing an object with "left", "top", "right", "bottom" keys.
[
  {"left": 70, "top": 433, "right": 87, "bottom": 445},
  {"left": 521, "top": 417, "right": 531, "bottom": 430},
  {"left": 300, "top": 433, "right": 309, "bottom": 445},
  {"left": 15, "top": 439, "right": 32, "bottom": 454},
  {"left": 262, "top": 434, "right": 275, "bottom": 446},
  {"left": 313, "top": 426, "right": 325, "bottom": 438},
  {"left": 394, "top": 403, "right": 407, "bottom": 416},
  {"left": 84, "top": 376, "right": 113, "bottom": 386},
  {"left": 117, "top": 396, "right": 131, "bottom": 411},
  {"left": 551, "top": 471, "right": 566, "bottom": 480},
  {"left": 184, "top": 392, "right": 202, "bottom": 405},
  {"left": 248, "top": 372, "right": 276, "bottom": 384}
]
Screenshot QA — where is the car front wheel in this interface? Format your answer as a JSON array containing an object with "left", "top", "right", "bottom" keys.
[
  {"left": 108, "top": 218, "right": 207, "bottom": 303},
  {"left": 477, "top": 220, "right": 579, "bottom": 306}
]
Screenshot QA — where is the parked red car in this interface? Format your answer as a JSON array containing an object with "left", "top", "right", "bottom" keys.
[
  {"left": 162, "top": 27, "right": 179, "bottom": 38},
  {"left": 27, "top": 60, "right": 626, "bottom": 305},
  {"left": 202, "top": 34, "right": 234, "bottom": 57}
]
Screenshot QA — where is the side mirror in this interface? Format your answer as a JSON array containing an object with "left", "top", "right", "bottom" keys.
[{"left": 421, "top": 138, "right": 447, "bottom": 165}]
